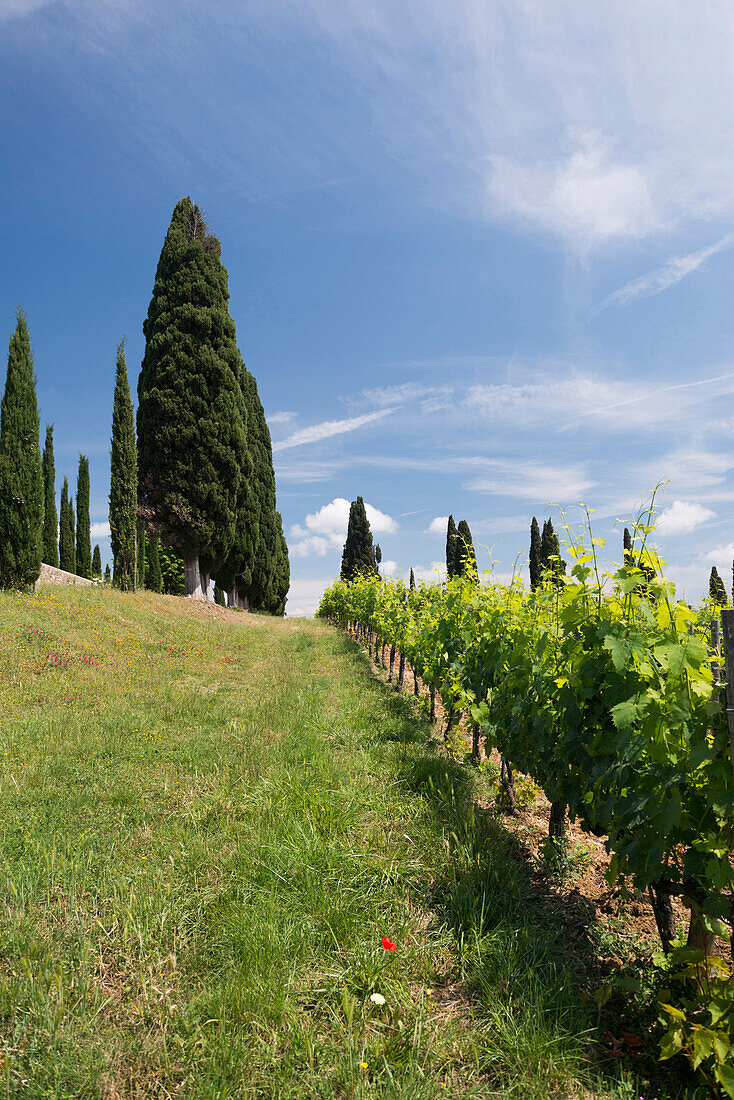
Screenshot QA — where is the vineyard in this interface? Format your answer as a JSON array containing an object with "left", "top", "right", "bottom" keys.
[{"left": 318, "top": 509, "right": 734, "bottom": 1097}]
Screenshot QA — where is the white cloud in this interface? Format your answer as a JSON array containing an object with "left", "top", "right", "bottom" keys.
[
  {"left": 412, "top": 562, "right": 447, "bottom": 583},
  {"left": 465, "top": 460, "right": 595, "bottom": 503},
  {"left": 272, "top": 408, "right": 396, "bottom": 452},
  {"left": 267, "top": 410, "right": 297, "bottom": 425},
  {"left": 90, "top": 521, "right": 111, "bottom": 538},
  {"left": 427, "top": 515, "right": 448, "bottom": 534},
  {"left": 702, "top": 543, "right": 734, "bottom": 567},
  {"left": 490, "top": 133, "right": 658, "bottom": 249},
  {"left": 285, "top": 577, "right": 332, "bottom": 618},
  {"left": 598, "top": 232, "right": 734, "bottom": 311},
  {"left": 288, "top": 497, "right": 397, "bottom": 558},
  {"left": 656, "top": 501, "right": 715, "bottom": 537},
  {"left": 639, "top": 449, "right": 734, "bottom": 498},
  {"left": 380, "top": 559, "right": 398, "bottom": 577}
]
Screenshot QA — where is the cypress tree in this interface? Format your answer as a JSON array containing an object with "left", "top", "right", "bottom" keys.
[
  {"left": 529, "top": 517, "right": 542, "bottom": 591},
  {"left": 136, "top": 519, "right": 147, "bottom": 591},
  {"left": 109, "top": 339, "right": 137, "bottom": 591},
  {"left": 0, "top": 312, "right": 43, "bottom": 589},
  {"left": 454, "top": 519, "right": 477, "bottom": 580},
  {"left": 75, "top": 454, "right": 91, "bottom": 578},
  {"left": 540, "top": 518, "right": 565, "bottom": 585},
  {"left": 375, "top": 543, "right": 382, "bottom": 576},
  {"left": 92, "top": 545, "right": 102, "bottom": 577},
  {"left": 710, "top": 566, "right": 727, "bottom": 606},
  {"left": 104, "top": 563, "right": 111, "bottom": 582},
  {"left": 146, "top": 535, "right": 162, "bottom": 594},
  {"left": 410, "top": 567, "right": 415, "bottom": 591},
  {"left": 214, "top": 583, "right": 226, "bottom": 606},
  {"left": 446, "top": 515, "right": 457, "bottom": 579},
  {"left": 270, "top": 513, "right": 290, "bottom": 616},
  {"left": 59, "top": 477, "right": 76, "bottom": 573},
  {"left": 341, "top": 497, "right": 378, "bottom": 582},
  {"left": 137, "top": 197, "right": 246, "bottom": 599},
  {"left": 42, "top": 425, "right": 59, "bottom": 567},
  {"left": 623, "top": 527, "right": 633, "bottom": 564}
]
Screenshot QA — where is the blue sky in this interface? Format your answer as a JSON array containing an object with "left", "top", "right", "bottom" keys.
[{"left": 2, "top": 0, "right": 734, "bottom": 613}]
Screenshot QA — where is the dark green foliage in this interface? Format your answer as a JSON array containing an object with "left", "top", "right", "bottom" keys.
[
  {"left": 0, "top": 312, "right": 43, "bottom": 589},
  {"left": 59, "top": 477, "right": 76, "bottom": 574},
  {"left": 623, "top": 527, "right": 632, "bottom": 563},
  {"left": 410, "top": 567, "right": 415, "bottom": 591},
  {"left": 159, "top": 544, "right": 185, "bottom": 595},
  {"left": 42, "top": 425, "right": 58, "bottom": 567},
  {"left": 454, "top": 519, "right": 477, "bottom": 580},
  {"left": 709, "top": 566, "right": 727, "bottom": 606},
  {"left": 267, "top": 512, "right": 290, "bottom": 615},
  {"left": 540, "top": 519, "right": 565, "bottom": 586},
  {"left": 529, "top": 517, "right": 542, "bottom": 591},
  {"left": 214, "top": 583, "right": 226, "bottom": 606},
  {"left": 75, "top": 454, "right": 91, "bottom": 578},
  {"left": 137, "top": 198, "right": 246, "bottom": 583},
  {"left": 109, "top": 340, "right": 137, "bottom": 591},
  {"left": 136, "top": 520, "right": 147, "bottom": 591},
  {"left": 146, "top": 535, "right": 162, "bottom": 593},
  {"left": 92, "top": 545, "right": 102, "bottom": 577},
  {"left": 104, "top": 563, "right": 111, "bottom": 582},
  {"left": 213, "top": 365, "right": 286, "bottom": 611},
  {"left": 341, "top": 497, "right": 378, "bottom": 582},
  {"left": 446, "top": 515, "right": 457, "bottom": 579},
  {"left": 374, "top": 543, "right": 382, "bottom": 576}
]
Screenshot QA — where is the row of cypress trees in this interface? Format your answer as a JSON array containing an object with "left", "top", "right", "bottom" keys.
[
  {"left": 445, "top": 515, "right": 476, "bottom": 579},
  {"left": 0, "top": 313, "right": 101, "bottom": 587}
]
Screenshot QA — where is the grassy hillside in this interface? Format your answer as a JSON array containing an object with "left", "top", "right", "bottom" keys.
[{"left": 0, "top": 587, "right": 662, "bottom": 1098}]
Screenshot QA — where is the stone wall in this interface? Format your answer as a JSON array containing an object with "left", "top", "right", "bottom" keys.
[{"left": 35, "top": 563, "right": 93, "bottom": 589}]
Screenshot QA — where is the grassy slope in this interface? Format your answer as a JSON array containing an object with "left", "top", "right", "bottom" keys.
[{"left": 0, "top": 587, "right": 655, "bottom": 1099}]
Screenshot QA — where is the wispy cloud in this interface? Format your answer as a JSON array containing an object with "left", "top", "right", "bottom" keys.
[
  {"left": 90, "top": 521, "right": 111, "bottom": 538},
  {"left": 597, "top": 232, "right": 734, "bottom": 311},
  {"left": 272, "top": 407, "right": 396, "bottom": 452},
  {"left": 267, "top": 410, "right": 297, "bottom": 425}
]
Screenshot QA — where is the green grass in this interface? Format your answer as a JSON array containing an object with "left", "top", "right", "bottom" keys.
[{"left": 0, "top": 586, "right": 683, "bottom": 1098}]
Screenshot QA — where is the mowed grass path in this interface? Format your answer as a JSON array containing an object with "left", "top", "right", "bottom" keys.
[{"left": 0, "top": 587, "right": 641, "bottom": 1099}]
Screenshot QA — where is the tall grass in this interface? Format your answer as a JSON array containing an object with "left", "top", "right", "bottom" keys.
[{"left": 0, "top": 587, "right": 676, "bottom": 1098}]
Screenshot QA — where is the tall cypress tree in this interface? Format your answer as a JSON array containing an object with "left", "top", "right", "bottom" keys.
[
  {"left": 454, "top": 519, "right": 477, "bottom": 580},
  {"left": 540, "top": 518, "right": 565, "bottom": 585},
  {"left": 59, "top": 477, "right": 76, "bottom": 573},
  {"left": 529, "top": 517, "right": 542, "bottom": 591},
  {"left": 0, "top": 312, "right": 43, "bottom": 589},
  {"left": 76, "top": 454, "right": 92, "bottom": 578},
  {"left": 137, "top": 198, "right": 246, "bottom": 598},
  {"left": 341, "top": 497, "right": 378, "bottom": 581},
  {"left": 710, "top": 566, "right": 727, "bottom": 606},
  {"left": 623, "top": 527, "right": 633, "bottom": 564},
  {"left": 104, "top": 563, "right": 111, "bottom": 582},
  {"left": 446, "top": 515, "right": 457, "bottom": 579},
  {"left": 42, "top": 425, "right": 59, "bottom": 567},
  {"left": 92, "top": 545, "right": 102, "bottom": 577},
  {"left": 146, "top": 535, "right": 162, "bottom": 593},
  {"left": 409, "top": 567, "right": 415, "bottom": 591},
  {"left": 268, "top": 512, "right": 290, "bottom": 616},
  {"left": 109, "top": 340, "right": 137, "bottom": 591}
]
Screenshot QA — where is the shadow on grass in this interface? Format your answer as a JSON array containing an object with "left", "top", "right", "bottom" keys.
[{"left": 352, "top": 653, "right": 696, "bottom": 1100}]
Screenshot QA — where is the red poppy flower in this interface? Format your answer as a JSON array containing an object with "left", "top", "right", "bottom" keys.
[{"left": 381, "top": 937, "right": 396, "bottom": 952}]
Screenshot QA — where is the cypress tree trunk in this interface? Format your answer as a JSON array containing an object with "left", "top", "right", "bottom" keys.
[
  {"left": 397, "top": 651, "right": 405, "bottom": 689},
  {"left": 200, "top": 568, "right": 210, "bottom": 600},
  {"left": 184, "top": 555, "right": 204, "bottom": 599},
  {"left": 471, "top": 723, "right": 481, "bottom": 763},
  {"left": 388, "top": 644, "right": 396, "bottom": 683},
  {"left": 429, "top": 686, "right": 436, "bottom": 721}
]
